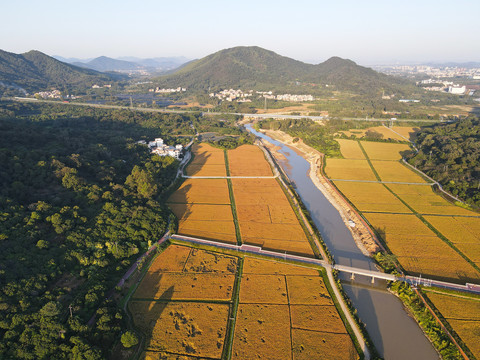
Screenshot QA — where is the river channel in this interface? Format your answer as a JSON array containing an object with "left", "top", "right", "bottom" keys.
[{"left": 246, "top": 124, "right": 438, "bottom": 359}]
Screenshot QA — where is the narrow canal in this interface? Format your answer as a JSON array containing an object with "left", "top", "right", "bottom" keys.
[{"left": 246, "top": 124, "right": 438, "bottom": 360}]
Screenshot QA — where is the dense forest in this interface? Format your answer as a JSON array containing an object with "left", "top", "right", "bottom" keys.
[
  {"left": 0, "top": 101, "right": 205, "bottom": 359},
  {"left": 407, "top": 117, "right": 480, "bottom": 206}
]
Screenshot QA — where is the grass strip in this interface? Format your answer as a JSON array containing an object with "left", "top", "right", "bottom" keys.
[
  {"left": 223, "top": 258, "right": 244, "bottom": 360},
  {"left": 224, "top": 149, "right": 242, "bottom": 245},
  {"left": 357, "top": 141, "right": 382, "bottom": 181}
]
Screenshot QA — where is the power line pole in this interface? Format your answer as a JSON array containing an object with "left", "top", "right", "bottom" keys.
[{"left": 69, "top": 304, "right": 73, "bottom": 318}]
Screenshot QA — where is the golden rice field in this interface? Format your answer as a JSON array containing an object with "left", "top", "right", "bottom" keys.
[
  {"left": 341, "top": 126, "right": 406, "bottom": 141},
  {"left": 186, "top": 143, "right": 227, "bottom": 177},
  {"left": 130, "top": 301, "right": 230, "bottom": 358},
  {"left": 360, "top": 141, "right": 412, "bottom": 160},
  {"left": 386, "top": 184, "right": 476, "bottom": 216},
  {"left": 184, "top": 248, "right": 238, "bottom": 273},
  {"left": 130, "top": 246, "right": 240, "bottom": 359},
  {"left": 423, "top": 216, "right": 480, "bottom": 265},
  {"left": 228, "top": 145, "right": 274, "bottom": 176},
  {"left": 424, "top": 290, "right": 480, "bottom": 359},
  {"left": 364, "top": 213, "right": 480, "bottom": 281},
  {"left": 232, "top": 304, "right": 292, "bottom": 360},
  {"left": 232, "top": 178, "right": 314, "bottom": 257},
  {"left": 168, "top": 178, "right": 231, "bottom": 204},
  {"left": 325, "top": 159, "right": 377, "bottom": 181},
  {"left": 232, "top": 258, "right": 358, "bottom": 360},
  {"left": 391, "top": 126, "right": 419, "bottom": 141},
  {"left": 239, "top": 274, "right": 289, "bottom": 304},
  {"left": 371, "top": 161, "right": 427, "bottom": 183},
  {"left": 242, "top": 257, "right": 319, "bottom": 276},
  {"left": 333, "top": 181, "right": 412, "bottom": 213},
  {"left": 335, "top": 139, "right": 366, "bottom": 159}
]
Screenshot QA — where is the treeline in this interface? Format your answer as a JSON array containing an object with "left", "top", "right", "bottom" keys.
[
  {"left": 407, "top": 117, "right": 480, "bottom": 206},
  {"left": 0, "top": 101, "right": 199, "bottom": 359},
  {"left": 257, "top": 118, "right": 375, "bottom": 157}
]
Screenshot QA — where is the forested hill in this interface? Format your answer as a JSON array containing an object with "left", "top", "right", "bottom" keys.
[
  {"left": 154, "top": 46, "right": 416, "bottom": 96},
  {"left": 407, "top": 117, "right": 480, "bottom": 206},
  {"left": 0, "top": 101, "right": 196, "bottom": 359},
  {"left": 0, "top": 49, "right": 115, "bottom": 94}
]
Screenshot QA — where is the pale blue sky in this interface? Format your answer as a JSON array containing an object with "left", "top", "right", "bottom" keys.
[{"left": 2, "top": 0, "right": 479, "bottom": 64}]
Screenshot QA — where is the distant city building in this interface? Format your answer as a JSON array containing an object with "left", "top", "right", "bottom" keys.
[{"left": 448, "top": 85, "right": 466, "bottom": 95}]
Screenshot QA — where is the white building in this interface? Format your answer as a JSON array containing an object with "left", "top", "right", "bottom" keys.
[{"left": 448, "top": 86, "right": 466, "bottom": 95}]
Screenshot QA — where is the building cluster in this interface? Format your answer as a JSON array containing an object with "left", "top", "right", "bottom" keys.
[
  {"left": 148, "top": 87, "right": 186, "bottom": 93},
  {"left": 417, "top": 79, "right": 476, "bottom": 95},
  {"left": 209, "top": 89, "right": 314, "bottom": 102},
  {"left": 92, "top": 84, "right": 112, "bottom": 89},
  {"left": 137, "top": 138, "right": 183, "bottom": 159},
  {"left": 34, "top": 90, "right": 79, "bottom": 100},
  {"left": 34, "top": 89, "right": 63, "bottom": 99},
  {"left": 375, "top": 65, "right": 480, "bottom": 79},
  {"left": 209, "top": 89, "right": 254, "bottom": 102}
]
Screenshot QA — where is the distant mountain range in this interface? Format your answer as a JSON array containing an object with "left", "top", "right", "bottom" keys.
[
  {"left": 0, "top": 49, "right": 115, "bottom": 94},
  {"left": 154, "top": 46, "right": 415, "bottom": 95},
  {"left": 0, "top": 46, "right": 417, "bottom": 97},
  {"left": 54, "top": 55, "right": 189, "bottom": 73}
]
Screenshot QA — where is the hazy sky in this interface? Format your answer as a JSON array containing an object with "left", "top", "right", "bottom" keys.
[{"left": 2, "top": 0, "right": 479, "bottom": 65}]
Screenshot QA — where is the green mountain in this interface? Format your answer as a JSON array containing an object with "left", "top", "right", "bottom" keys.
[
  {"left": 0, "top": 49, "right": 115, "bottom": 94},
  {"left": 154, "top": 46, "right": 415, "bottom": 95}
]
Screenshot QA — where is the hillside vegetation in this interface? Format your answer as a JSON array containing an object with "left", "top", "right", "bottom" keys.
[
  {"left": 0, "top": 50, "right": 115, "bottom": 94},
  {"left": 407, "top": 117, "right": 480, "bottom": 206},
  {"left": 155, "top": 46, "right": 417, "bottom": 96}
]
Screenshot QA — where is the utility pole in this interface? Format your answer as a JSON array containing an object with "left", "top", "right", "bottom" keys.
[
  {"left": 68, "top": 304, "right": 73, "bottom": 318},
  {"left": 130, "top": 96, "right": 133, "bottom": 108},
  {"left": 264, "top": 96, "right": 267, "bottom": 111}
]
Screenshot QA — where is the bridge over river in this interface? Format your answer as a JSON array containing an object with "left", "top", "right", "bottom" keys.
[{"left": 169, "top": 234, "right": 480, "bottom": 295}]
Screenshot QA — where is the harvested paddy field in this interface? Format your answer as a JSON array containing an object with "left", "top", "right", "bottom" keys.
[
  {"left": 424, "top": 290, "right": 480, "bottom": 359},
  {"left": 232, "top": 258, "right": 358, "bottom": 359},
  {"left": 130, "top": 246, "right": 239, "bottom": 359},
  {"left": 227, "top": 144, "right": 274, "bottom": 176}
]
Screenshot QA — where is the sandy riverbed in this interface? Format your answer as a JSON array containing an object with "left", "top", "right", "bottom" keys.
[{"left": 259, "top": 129, "right": 380, "bottom": 256}]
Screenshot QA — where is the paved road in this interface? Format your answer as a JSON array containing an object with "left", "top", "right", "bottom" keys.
[
  {"left": 9, "top": 97, "right": 444, "bottom": 123},
  {"left": 170, "top": 234, "right": 480, "bottom": 294}
]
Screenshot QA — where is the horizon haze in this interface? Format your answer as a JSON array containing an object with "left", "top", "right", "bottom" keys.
[{"left": 2, "top": 0, "right": 480, "bottom": 65}]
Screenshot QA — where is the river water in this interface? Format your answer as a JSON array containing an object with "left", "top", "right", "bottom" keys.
[{"left": 246, "top": 125, "right": 438, "bottom": 360}]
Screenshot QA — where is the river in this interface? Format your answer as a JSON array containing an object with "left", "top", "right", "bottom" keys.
[{"left": 246, "top": 124, "right": 438, "bottom": 359}]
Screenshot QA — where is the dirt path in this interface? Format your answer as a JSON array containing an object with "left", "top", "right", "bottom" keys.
[{"left": 260, "top": 129, "right": 381, "bottom": 256}]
